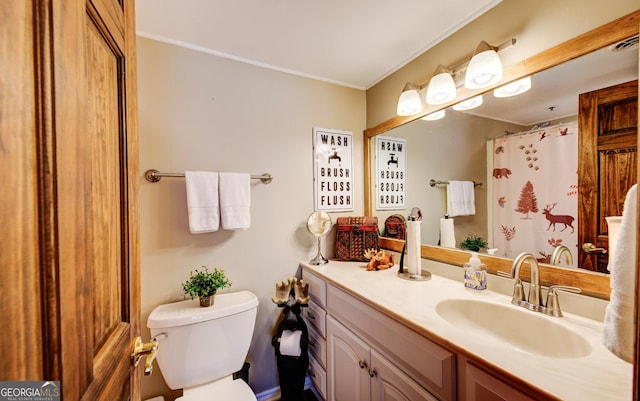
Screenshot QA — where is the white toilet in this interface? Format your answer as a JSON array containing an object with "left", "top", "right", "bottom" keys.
[{"left": 147, "top": 290, "right": 259, "bottom": 401}]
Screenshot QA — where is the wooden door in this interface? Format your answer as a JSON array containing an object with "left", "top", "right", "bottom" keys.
[
  {"left": 578, "top": 80, "right": 638, "bottom": 272},
  {"left": 0, "top": 1, "right": 140, "bottom": 400}
]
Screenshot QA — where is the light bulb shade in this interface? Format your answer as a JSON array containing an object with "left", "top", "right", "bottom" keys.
[
  {"left": 397, "top": 83, "right": 422, "bottom": 116},
  {"left": 465, "top": 42, "right": 503, "bottom": 89},
  {"left": 453, "top": 95, "right": 483, "bottom": 111},
  {"left": 421, "top": 109, "right": 446, "bottom": 121},
  {"left": 494, "top": 76, "right": 532, "bottom": 97},
  {"left": 426, "top": 67, "right": 456, "bottom": 105}
]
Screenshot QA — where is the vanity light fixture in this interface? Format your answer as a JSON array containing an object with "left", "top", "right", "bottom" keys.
[
  {"left": 426, "top": 65, "right": 457, "bottom": 105},
  {"left": 421, "top": 109, "right": 446, "bottom": 121},
  {"left": 452, "top": 95, "right": 483, "bottom": 111},
  {"left": 465, "top": 41, "right": 503, "bottom": 89},
  {"left": 396, "top": 39, "right": 515, "bottom": 116},
  {"left": 396, "top": 82, "right": 423, "bottom": 116},
  {"left": 494, "top": 76, "right": 532, "bottom": 97}
]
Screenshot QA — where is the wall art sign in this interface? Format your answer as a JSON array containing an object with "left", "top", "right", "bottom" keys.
[
  {"left": 313, "top": 127, "right": 354, "bottom": 211},
  {"left": 375, "top": 136, "right": 406, "bottom": 210}
]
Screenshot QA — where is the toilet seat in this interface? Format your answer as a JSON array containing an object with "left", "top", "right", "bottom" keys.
[{"left": 177, "top": 376, "right": 257, "bottom": 401}]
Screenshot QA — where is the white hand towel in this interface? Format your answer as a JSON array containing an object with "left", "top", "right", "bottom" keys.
[
  {"left": 185, "top": 171, "right": 219, "bottom": 233},
  {"left": 447, "top": 180, "right": 476, "bottom": 217},
  {"left": 602, "top": 184, "right": 637, "bottom": 363},
  {"left": 219, "top": 172, "right": 251, "bottom": 230}
]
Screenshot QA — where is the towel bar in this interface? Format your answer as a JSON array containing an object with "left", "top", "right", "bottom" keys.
[
  {"left": 429, "top": 179, "right": 482, "bottom": 187},
  {"left": 144, "top": 169, "right": 273, "bottom": 184}
]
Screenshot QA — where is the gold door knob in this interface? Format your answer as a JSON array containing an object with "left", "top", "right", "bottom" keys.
[
  {"left": 582, "top": 243, "right": 607, "bottom": 254},
  {"left": 131, "top": 336, "right": 159, "bottom": 376}
]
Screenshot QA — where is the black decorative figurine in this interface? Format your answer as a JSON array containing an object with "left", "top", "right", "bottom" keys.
[{"left": 271, "top": 277, "right": 310, "bottom": 401}]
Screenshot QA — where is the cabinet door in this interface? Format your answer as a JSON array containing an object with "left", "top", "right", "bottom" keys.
[
  {"left": 370, "top": 350, "right": 439, "bottom": 401},
  {"left": 328, "top": 284, "right": 456, "bottom": 400},
  {"left": 327, "top": 316, "right": 370, "bottom": 401}
]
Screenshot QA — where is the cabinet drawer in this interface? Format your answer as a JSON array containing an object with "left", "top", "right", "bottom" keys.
[
  {"left": 302, "top": 268, "right": 327, "bottom": 308},
  {"left": 328, "top": 284, "right": 456, "bottom": 401},
  {"left": 308, "top": 354, "right": 327, "bottom": 401},
  {"left": 305, "top": 301, "right": 326, "bottom": 337},
  {"left": 308, "top": 324, "right": 327, "bottom": 368},
  {"left": 463, "top": 362, "right": 537, "bottom": 401}
]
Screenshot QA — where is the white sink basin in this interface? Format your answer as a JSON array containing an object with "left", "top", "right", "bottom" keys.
[{"left": 436, "top": 299, "right": 592, "bottom": 359}]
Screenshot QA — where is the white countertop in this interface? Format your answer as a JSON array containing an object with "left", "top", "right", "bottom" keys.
[{"left": 301, "top": 259, "right": 633, "bottom": 401}]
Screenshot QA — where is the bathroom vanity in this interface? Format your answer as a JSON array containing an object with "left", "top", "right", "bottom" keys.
[{"left": 301, "top": 260, "right": 631, "bottom": 401}]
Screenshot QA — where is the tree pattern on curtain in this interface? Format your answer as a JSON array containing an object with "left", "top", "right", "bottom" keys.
[{"left": 491, "top": 123, "right": 578, "bottom": 267}]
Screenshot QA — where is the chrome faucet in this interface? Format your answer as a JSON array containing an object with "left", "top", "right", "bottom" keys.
[
  {"left": 551, "top": 245, "right": 573, "bottom": 266},
  {"left": 509, "top": 252, "right": 543, "bottom": 310},
  {"left": 502, "top": 252, "right": 582, "bottom": 317}
]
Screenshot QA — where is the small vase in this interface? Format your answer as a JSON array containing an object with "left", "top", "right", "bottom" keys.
[{"left": 199, "top": 291, "right": 216, "bottom": 307}]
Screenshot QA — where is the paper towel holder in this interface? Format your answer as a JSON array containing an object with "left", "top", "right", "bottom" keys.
[
  {"left": 398, "top": 208, "right": 431, "bottom": 281},
  {"left": 398, "top": 269, "right": 432, "bottom": 281}
]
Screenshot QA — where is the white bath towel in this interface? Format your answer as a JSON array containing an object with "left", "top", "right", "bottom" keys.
[
  {"left": 447, "top": 180, "right": 476, "bottom": 217},
  {"left": 602, "top": 184, "right": 637, "bottom": 363},
  {"left": 185, "top": 171, "right": 219, "bottom": 233},
  {"left": 219, "top": 172, "right": 251, "bottom": 230}
]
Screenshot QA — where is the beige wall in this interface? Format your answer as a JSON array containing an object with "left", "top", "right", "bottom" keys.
[
  {"left": 366, "top": 0, "right": 639, "bottom": 128},
  {"left": 137, "top": 37, "right": 366, "bottom": 400}
]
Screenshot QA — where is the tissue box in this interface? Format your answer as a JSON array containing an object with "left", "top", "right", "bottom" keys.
[{"left": 335, "top": 216, "right": 379, "bottom": 261}]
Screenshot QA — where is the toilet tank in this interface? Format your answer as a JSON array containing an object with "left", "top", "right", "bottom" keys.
[{"left": 147, "top": 290, "right": 258, "bottom": 390}]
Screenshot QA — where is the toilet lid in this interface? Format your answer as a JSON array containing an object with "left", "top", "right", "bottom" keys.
[{"left": 177, "top": 378, "right": 257, "bottom": 401}]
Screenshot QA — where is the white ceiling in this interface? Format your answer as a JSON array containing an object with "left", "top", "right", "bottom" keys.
[
  {"left": 135, "top": 0, "right": 502, "bottom": 90},
  {"left": 135, "top": 2, "right": 638, "bottom": 125}
]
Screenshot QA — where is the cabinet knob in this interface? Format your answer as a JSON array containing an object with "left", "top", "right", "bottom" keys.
[
  {"left": 369, "top": 369, "right": 377, "bottom": 378},
  {"left": 359, "top": 361, "right": 367, "bottom": 370}
]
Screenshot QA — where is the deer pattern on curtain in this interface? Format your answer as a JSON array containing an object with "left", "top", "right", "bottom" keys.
[{"left": 491, "top": 123, "right": 578, "bottom": 267}]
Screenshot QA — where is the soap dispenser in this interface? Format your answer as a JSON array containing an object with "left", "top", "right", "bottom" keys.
[{"left": 463, "top": 252, "right": 487, "bottom": 290}]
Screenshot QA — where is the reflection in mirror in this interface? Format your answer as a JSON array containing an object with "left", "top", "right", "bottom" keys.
[
  {"left": 370, "top": 34, "right": 638, "bottom": 273},
  {"left": 306, "top": 211, "right": 332, "bottom": 265},
  {"left": 373, "top": 112, "right": 521, "bottom": 245},
  {"left": 364, "top": 11, "right": 639, "bottom": 298}
]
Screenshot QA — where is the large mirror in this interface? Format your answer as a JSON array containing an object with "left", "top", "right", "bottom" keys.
[{"left": 364, "top": 11, "right": 639, "bottom": 298}]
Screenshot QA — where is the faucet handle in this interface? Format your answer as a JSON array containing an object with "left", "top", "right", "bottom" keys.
[
  {"left": 496, "top": 271, "right": 526, "bottom": 305},
  {"left": 545, "top": 285, "right": 581, "bottom": 317},
  {"left": 511, "top": 278, "right": 526, "bottom": 306}
]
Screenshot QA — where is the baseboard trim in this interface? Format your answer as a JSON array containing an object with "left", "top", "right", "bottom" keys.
[
  {"left": 255, "top": 377, "right": 312, "bottom": 401},
  {"left": 255, "top": 386, "right": 279, "bottom": 401}
]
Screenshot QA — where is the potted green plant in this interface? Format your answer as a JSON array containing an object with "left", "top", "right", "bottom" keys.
[
  {"left": 459, "top": 234, "right": 488, "bottom": 252},
  {"left": 182, "top": 266, "right": 231, "bottom": 307}
]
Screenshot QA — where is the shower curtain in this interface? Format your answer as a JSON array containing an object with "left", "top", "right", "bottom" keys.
[{"left": 490, "top": 123, "right": 578, "bottom": 267}]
